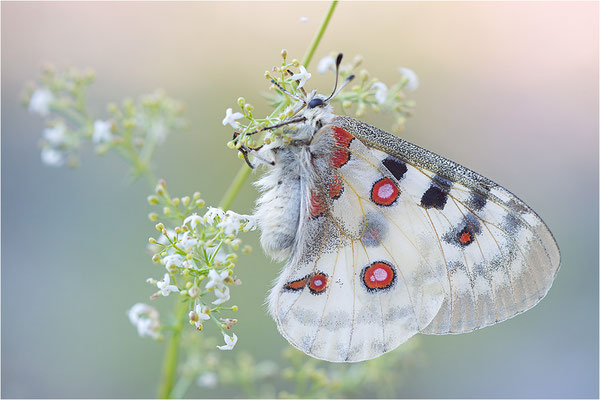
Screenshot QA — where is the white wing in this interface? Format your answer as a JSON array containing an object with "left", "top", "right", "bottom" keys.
[{"left": 268, "top": 117, "right": 560, "bottom": 362}]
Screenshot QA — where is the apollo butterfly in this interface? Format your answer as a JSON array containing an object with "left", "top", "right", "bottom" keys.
[{"left": 246, "top": 54, "right": 560, "bottom": 362}]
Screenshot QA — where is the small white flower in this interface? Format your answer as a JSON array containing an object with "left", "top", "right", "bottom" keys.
[
  {"left": 92, "top": 120, "right": 113, "bottom": 144},
  {"left": 242, "top": 215, "right": 257, "bottom": 231},
  {"left": 40, "top": 148, "right": 64, "bottom": 167},
  {"left": 128, "top": 303, "right": 160, "bottom": 339},
  {"left": 28, "top": 88, "right": 54, "bottom": 117},
  {"left": 43, "top": 124, "right": 67, "bottom": 146},
  {"left": 299, "top": 16, "right": 308, "bottom": 23},
  {"left": 222, "top": 108, "right": 244, "bottom": 129},
  {"left": 290, "top": 66, "right": 312, "bottom": 88},
  {"left": 317, "top": 56, "right": 336, "bottom": 74},
  {"left": 371, "top": 82, "right": 388, "bottom": 105},
  {"left": 193, "top": 304, "right": 211, "bottom": 329},
  {"left": 398, "top": 67, "right": 419, "bottom": 91},
  {"left": 218, "top": 213, "right": 243, "bottom": 236},
  {"left": 203, "top": 207, "right": 225, "bottom": 225},
  {"left": 205, "top": 269, "right": 229, "bottom": 290},
  {"left": 212, "top": 286, "right": 230, "bottom": 305},
  {"left": 184, "top": 213, "right": 202, "bottom": 229},
  {"left": 157, "top": 273, "right": 179, "bottom": 296},
  {"left": 217, "top": 333, "right": 238, "bottom": 351},
  {"left": 197, "top": 372, "right": 218, "bottom": 388},
  {"left": 163, "top": 254, "right": 183, "bottom": 270},
  {"left": 178, "top": 233, "right": 198, "bottom": 252}
]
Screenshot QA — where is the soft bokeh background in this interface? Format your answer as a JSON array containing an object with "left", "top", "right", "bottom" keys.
[{"left": 2, "top": 1, "right": 598, "bottom": 398}]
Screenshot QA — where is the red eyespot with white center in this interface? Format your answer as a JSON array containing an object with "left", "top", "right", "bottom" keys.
[
  {"left": 308, "top": 272, "right": 328, "bottom": 295},
  {"left": 370, "top": 177, "right": 400, "bottom": 206},
  {"left": 361, "top": 261, "right": 396, "bottom": 292}
]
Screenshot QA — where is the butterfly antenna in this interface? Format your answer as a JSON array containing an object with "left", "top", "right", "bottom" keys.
[
  {"left": 242, "top": 116, "right": 307, "bottom": 136},
  {"left": 324, "top": 53, "right": 344, "bottom": 101},
  {"left": 271, "top": 79, "right": 306, "bottom": 104},
  {"left": 324, "top": 53, "right": 355, "bottom": 102}
]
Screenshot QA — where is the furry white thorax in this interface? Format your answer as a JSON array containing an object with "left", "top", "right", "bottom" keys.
[{"left": 254, "top": 94, "right": 336, "bottom": 262}]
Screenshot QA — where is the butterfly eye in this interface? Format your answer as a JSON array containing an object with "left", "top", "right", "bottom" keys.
[{"left": 308, "top": 98, "right": 324, "bottom": 108}]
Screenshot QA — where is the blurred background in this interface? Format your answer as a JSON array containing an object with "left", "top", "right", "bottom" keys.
[{"left": 2, "top": 1, "right": 598, "bottom": 398}]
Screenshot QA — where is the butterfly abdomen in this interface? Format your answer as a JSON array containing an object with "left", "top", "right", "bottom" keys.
[{"left": 255, "top": 149, "right": 304, "bottom": 262}]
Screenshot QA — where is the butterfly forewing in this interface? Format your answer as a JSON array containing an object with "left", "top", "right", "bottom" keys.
[{"left": 334, "top": 116, "right": 560, "bottom": 334}]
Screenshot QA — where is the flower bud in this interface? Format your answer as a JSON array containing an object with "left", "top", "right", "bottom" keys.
[
  {"left": 232, "top": 305, "right": 238, "bottom": 311},
  {"left": 237, "top": 97, "right": 246, "bottom": 107},
  {"left": 149, "top": 237, "right": 157, "bottom": 244},
  {"left": 188, "top": 286, "right": 200, "bottom": 299},
  {"left": 227, "top": 141, "right": 236, "bottom": 149},
  {"left": 281, "top": 48, "right": 288, "bottom": 59},
  {"left": 243, "top": 104, "right": 254, "bottom": 112},
  {"left": 196, "top": 199, "right": 205, "bottom": 208},
  {"left": 155, "top": 223, "right": 165, "bottom": 231},
  {"left": 291, "top": 59, "right": 299, "bottom": 67},
  {"left": 152, "top": 254, "right": 161, "bottom": 263},
  {"left": 171, "top": 197, "right": 180, "bottom": 206},
  {"left": 185, "top": 282, "right": 192, "bottom": 289},
  {"left": 181, "top": 196, "right": 190, "bottom": 206},
  {"left": 163, "top": 207, "right": 171, "bottom": 216},
  {"left": 148, "top": 212, "right": 158, "bottom": 221},
  {"left": 193, "top": 192, "right": 201, "bottom": 200},
  {"left": 189, "top": 311, "right": 199, "bottom": 322}
]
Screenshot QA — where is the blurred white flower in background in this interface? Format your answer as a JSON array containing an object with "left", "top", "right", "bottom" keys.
[
  {"left": 371, "top": 82, "right": 388, "bottom": 105},
  {"left": 92, "top": 120, "right": 113, "bottom": 144},
  {"left": 398, "top": 67, "right": 419, "bottom": 91},
  {"left": 317, "top": 55, "right": 336, "bottom": 74},
  {"left": 28, "top": 88, "right": 53, "bottom": 117}
]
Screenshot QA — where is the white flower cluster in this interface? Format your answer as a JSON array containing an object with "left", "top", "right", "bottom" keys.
[{"left": 140, "top": 181, "right": 253, "bottom": 350}]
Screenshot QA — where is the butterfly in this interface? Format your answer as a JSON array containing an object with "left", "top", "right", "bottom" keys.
[{"left": 241, "top": 54, "right": 560, "bottom": 362}]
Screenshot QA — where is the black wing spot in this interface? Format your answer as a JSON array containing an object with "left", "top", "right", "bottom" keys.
[
  {"left": 382, "top": 157, "right": 407, "bottom": 181},
  {"left": 421, "top": 175, "right": 452, "bottom": 210},
  {"left": 421, "top": 186, "right": 448, "bottom": 209}
]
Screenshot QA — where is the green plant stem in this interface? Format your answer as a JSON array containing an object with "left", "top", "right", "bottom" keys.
[
  {"left": 157, "top": 299, "right": 188, "bottom": 398},
  {"left": 302, "top": 0, "right": 338, "bottom": 67},
  {"left": 155, "top": 1, "right": 338, "bottom": 397},
  {"left": 218, "top": 164, "right": 252, "bottom": 211}
]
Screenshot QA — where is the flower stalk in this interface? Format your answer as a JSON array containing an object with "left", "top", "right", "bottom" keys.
[{"left": 155, "top": 2, "right": 339, "bottom": 397}]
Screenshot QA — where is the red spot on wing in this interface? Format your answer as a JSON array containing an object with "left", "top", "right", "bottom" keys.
[
  {"left": 330, "top": 126, "right": 354, "bottom": 168},
  {"left": 284, "top": 276, "right": 309, "bottom": 291},
  {"left": 309, "top": 272, "right": 328, "bottom": 294},
  {"left": 328, "top": 174, "right": 344, "bottom": 200},
  {"left": 370, "top": 177, "right": 400, "bottom": 206},
  {"left": 362, "top": 262, "right": 396, "bottom": 291},
  {"left": 460, "top": 232, "right": 472, "bottom": 243},
  {"left": 457, "top": 228, "right": 474, "bottom": 246},
  {"left": 309, "top": 190, "right": 327, "bottom": 217}
]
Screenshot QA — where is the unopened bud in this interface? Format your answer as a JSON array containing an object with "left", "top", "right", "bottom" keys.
[
  {"left": 188, "top": 286, "right": 200, "bottom": 299},
  {"left": 155, "top": 223, "right": 165, "bottom": 231},
  {"left": 148, "top": 212, "right": 158, "bottom": 221},
  {"left": 152, "top": 254, "right": 161, "bottom": 263},
  {"left": 189, "top": 311, "right": 199, "bottom": 322},
  {"left": 182, "top": 196, "right": 190, "bottom": 206},
  {"left": 147, "top": 195, "right": 159, "bottom": 205}
]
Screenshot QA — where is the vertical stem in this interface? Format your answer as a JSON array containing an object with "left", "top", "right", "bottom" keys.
[
  {"left": 155, "top": 1, "right": 339, "bottom": 397},
  {"left": 157, "top": 299, "right": 188, "bottom": 398},
  {"left": 302, "top": 0, "right": 338, "bottom": 67},
  {"left": 218, "top": 164, "right": 252, "bottom": 211}
]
